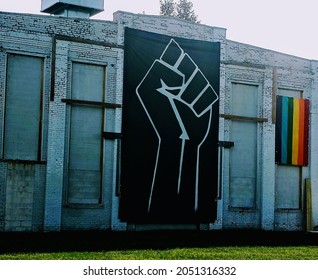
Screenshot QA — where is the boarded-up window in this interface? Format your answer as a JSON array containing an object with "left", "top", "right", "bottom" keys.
[
  {"left": 229, "top": 83, "right": 259, "bottom": 208},
  {"left": 4, "top": 54, "right": 43, "bottom": 161},
  {"left": 275, "top": 165, "right": 300, "bottom": 209},
  {"left": 275, "top": 89, "right": 303, "bottom": 209},
  {"left": 66, "top": 62, "right": 105, "bottom": 204}
]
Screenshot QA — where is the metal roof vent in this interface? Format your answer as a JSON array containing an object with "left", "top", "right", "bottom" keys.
[{"left": 41, "top": 0, "right": 104, "bottom": 18}]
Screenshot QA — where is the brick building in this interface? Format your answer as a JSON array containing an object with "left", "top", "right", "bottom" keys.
[{"left": 0, "top": 0, "right": 317, "bottom": 232}]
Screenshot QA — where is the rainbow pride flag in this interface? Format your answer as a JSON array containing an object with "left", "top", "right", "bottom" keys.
[{"left": 275, "top": 96, "right": 309, "bottom": 166}]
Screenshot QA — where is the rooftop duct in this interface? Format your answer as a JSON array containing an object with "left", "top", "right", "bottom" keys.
[{"left": 41, "top": 0, "right": 104, "bottom": 18}]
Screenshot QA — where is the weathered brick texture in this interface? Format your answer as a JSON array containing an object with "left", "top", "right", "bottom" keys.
[{"left": 0, "top": 10, "right": 317, "bottom": 231}]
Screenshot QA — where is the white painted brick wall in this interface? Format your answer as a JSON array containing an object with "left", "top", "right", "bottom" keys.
[
  {"left": 0, "top": 10, "right": 317, "bottom": 231},
  {"left": 5, "top": 164, "right": 35, "bottom": 231}
]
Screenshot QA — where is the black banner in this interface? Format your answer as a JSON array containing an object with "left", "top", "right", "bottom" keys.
[{"left": 119, "top": 28, "right": 220, "bottom": 223}]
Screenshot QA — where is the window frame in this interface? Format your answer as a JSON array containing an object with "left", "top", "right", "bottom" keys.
[
  {"left": 227, "top": 81, "right": 264, "bottom": 210},
  {"left": 2, "top": 52, "right": 46, "bottom": 163},
  {"left": 64, "top": 60, "right": 107, "bottom": 207},
  {"left": 275, "top": 88, "right": 305, "bottom": 211}
]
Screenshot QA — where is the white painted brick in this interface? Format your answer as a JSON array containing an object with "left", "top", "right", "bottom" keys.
[{"left": 0, "top": 10, "right": 317, "bottom": 232}]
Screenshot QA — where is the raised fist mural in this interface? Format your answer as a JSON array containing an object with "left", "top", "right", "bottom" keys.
[
  {"left": 136, "top": 39, "right": 218, "bottom": 212},
  {"left": 120, "top": 28, "right": 220, "bottom": 223}
]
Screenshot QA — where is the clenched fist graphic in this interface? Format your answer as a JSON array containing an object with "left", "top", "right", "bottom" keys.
[{"left": 136, "top": 39, "right": 218, "bottom": 213}]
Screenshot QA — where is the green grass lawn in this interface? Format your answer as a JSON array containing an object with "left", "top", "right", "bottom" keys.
[{"left": 1, "top": 246, "right": 318, "bottom": 260}]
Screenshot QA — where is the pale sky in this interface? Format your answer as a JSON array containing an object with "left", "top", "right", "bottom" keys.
[{"left": 1, "top": 0, "right": 318, "bottom": 60}]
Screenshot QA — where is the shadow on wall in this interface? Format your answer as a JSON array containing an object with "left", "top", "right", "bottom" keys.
[{"left": 0, "top": 230, "right": 318, "bottom": 253}]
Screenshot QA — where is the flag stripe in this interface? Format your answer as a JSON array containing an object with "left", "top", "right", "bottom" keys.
[
  {"left": 287, "top": 97, "right": 294, "bottom": 164},
  {"left": 298, "top": 99, "right": 305, "bottom": 165},
  {"left": 281, "top": 96, "right": 289, "bottom": 164},
  {"left": 303, "top": 99, "right": 309, "bottom": 165},
  {"left": 292, "top": 98, "right": 299, "bottom": 165},
  {"left": 275, "top": 96, "right": 282, "bottom": 164}
]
